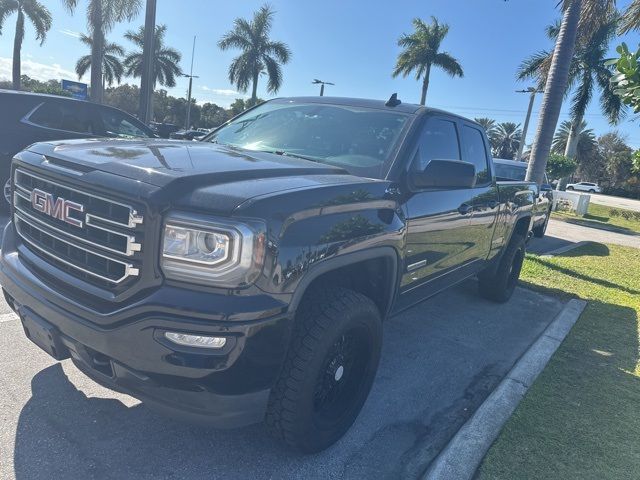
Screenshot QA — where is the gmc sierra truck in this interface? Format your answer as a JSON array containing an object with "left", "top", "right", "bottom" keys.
[{"left": 0, "top": 96, "right": 537, "bottom": 453}]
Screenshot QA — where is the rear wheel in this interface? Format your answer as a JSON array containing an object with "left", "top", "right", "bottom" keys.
[
  {"left": 589, "top": 189, "right": 595, "bottom": 193},
  {"left": 532, "top": 213, "right": 550, "bottom": 238},
  {"left": 567, "top": 186, "right": 574, "bottom": 191},
  {"left": 266, "top": 287, "right": 382, "bottom": 453},
  {"left": 478, "top": 234, "right": 526, "bottom": 303}
]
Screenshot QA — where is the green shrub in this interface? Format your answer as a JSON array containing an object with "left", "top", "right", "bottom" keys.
[{"left": 610, "top": 208, "right": 621, "bottom": 217}]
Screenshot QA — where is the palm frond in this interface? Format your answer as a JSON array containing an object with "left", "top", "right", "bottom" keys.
[
  {"left": 433, "top": 52, "right": 463, "bottom": 77},
  {"left": 22, "top": 0, "right": 50, "bottom": 44},
  {"left": 75, "top": 55, "right": 91, "bottom": 79},
  {"left": 0, "top": 0, "right": 19, "bottom": 36},
  {"left": 619, "top": 0, "right": 640, "bottom": 33},
  {"left": 263, "top": 54, "right": 283, "bottom": 93}
]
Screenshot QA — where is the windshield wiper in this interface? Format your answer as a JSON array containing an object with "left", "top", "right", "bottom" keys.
[{"left": 261, "top": 150, "right": 319, "bottom": 163}]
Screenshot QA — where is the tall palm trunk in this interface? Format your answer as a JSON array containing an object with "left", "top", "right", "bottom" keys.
[
  {"left": 251, "top": 71, "right": 259, "bottom": 105},
  {"left": 420, "top": 64, "right": 431, "bottom": 106},
  {"left": 526, "top": 0, "right": 582, "bottom": 185},
  {"left": 558, "top": 115, "right": 583, "bottom": 190},
  {"left": 12, "top": 9, "right": 25, "bottom": 90},
  {"left": 90, "top": 2, "right": 104, "bottom": 103}
]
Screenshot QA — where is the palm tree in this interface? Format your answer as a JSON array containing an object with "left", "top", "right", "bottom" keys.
[
  {"left": 492, "top": 122, "right": 522, "bottom": 159},
  {"left": 218, "top": 4, "right": 291, "bottom": 105},
  {"left": 124, "top": 24, "right": 182, "bottom": 122},
  {"left": 552, "top": 120, "right": 597, "bottom": 159},
  {"left": 475, "top": 117, "right": 498, "bottom": 147},
  {"left": 392, "top": 17, "right": 463, "bottom": 106},
  {"left": 526, "top": 0, "right": 615, "bottom": 184},
  {"left": 0, "top": 0, "right": 51, "bottom": 91},
  {"left": 519, "top": 17, "right": 623, "bottom": 162},
  {"left": 62, "top": 0, "right": 140, "bottom": 104},
  {"left": 124, "top": 24, "right": 182, "bottom": 87},
  {"left": 76, "top": 33, "right": 124, "bottom": 89}
]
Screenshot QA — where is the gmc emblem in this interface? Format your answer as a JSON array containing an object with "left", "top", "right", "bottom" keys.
[{"left": 31, "top": 188, "right": 84, "bottom": 228}]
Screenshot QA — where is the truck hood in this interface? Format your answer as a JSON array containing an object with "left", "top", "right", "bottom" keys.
[
  {"left": 27, "top": 139, "right": 349, "bottom": 187},
  {"left": 23, "top": 139, "right": 381, "bottom": 216}
]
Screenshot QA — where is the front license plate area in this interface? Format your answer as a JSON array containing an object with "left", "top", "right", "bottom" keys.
[{"left": 21, "top": 312, "right": 70, "bottom": 360}]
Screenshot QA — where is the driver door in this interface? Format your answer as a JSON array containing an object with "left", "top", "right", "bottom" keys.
[{"left": 399, "top": 116, "right": 479, "bottom": 300}]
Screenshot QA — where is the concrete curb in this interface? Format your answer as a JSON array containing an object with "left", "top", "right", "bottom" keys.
[
  {"left": 423, "top": 298, "right": 587, "bottom": 480},
  {"left": 540, "top": 241, "right": 588, "bottom": 258}
]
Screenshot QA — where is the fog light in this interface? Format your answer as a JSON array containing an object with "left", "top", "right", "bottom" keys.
[{"left": 164, "top": 332, "right": 227, "bottom": 349}]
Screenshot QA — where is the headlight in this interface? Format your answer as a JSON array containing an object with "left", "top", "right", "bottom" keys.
[
  {"left": 163, "top": 225, "right": 232, "bottom": 265},
  {"left": 161, "top": 214, "right": 266, "bottom": 287}
]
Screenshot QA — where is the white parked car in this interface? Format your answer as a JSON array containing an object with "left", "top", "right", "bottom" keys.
[{"left": 566, "top": 181, "right": 602, "bottom": 193}]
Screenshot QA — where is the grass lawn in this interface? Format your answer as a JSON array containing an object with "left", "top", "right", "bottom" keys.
[
  {"left": 553, "top": 203, "right": 640, "bottom": 234},
  {"left": 477, "top": 243, "right": 640, "bottom": 480}
]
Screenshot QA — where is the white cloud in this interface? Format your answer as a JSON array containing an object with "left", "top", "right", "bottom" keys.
[
  {"left": 200, "top": 86, "right": 242, "bottom": 96},
  {"left": 0, "top": 57, "right": 76, "bottom": 83},
  {"left": 59, "top": 29, "right": 82, "bottom": 39}
]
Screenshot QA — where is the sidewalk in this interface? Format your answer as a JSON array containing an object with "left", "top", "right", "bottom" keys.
[{"left": 529, "top": 219, "right": 640, "bottom": 255}]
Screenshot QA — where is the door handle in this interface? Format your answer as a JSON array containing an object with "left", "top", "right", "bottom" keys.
[
  {"left": 458, "top": 203, "right": 473, "bottom": 215},
  {"left": 488, "top": 200, "right": 499, "bottom": 209}
]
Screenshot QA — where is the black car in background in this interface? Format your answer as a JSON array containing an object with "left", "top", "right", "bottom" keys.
[
  {"left": 0, "top": 89, "right": 155, "bottom": 210},
  {"left": 149, "top": 122, "right": 180, "bottom": 138},
  {"left": 169, "top": 129, "right": 208, "bottom": 140}
]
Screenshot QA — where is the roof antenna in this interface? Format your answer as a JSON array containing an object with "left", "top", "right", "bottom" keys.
[{"left": 385, "top": 93, "right": 401, "bottom": 107}]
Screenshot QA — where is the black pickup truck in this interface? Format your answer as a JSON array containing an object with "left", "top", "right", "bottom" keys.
[{"left": 0, "top": 96, "right": 537, "bottom": 453}]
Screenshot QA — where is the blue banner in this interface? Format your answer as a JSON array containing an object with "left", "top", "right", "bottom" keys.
[{"left": 61, "top": 79, "right": 88, "bottom": 100}]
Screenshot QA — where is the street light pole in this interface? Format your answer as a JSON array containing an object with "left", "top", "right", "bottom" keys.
[
  {"left": 138, "top": 0, "right": 156, "bottom": 123},
  {"left": 515, "top": 87, "right": 542, "bottom": 161},
  {"left": 312, "top": 79, "right": 335, "bottom": 96},
  {"left": 184, "top": 36, "right": 198, "bottom": 130}
]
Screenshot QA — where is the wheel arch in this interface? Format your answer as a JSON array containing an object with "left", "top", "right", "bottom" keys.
[{"left": 288, "top": 247, "right": 401, "bottom": 319}]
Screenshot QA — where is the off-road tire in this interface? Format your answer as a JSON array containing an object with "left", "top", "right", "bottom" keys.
[
  {"left": 265, "top": 287, "right": 382, "bottom": 453},
  {"left": 478, "top": 234, "right": 526, "bottom": 303}
]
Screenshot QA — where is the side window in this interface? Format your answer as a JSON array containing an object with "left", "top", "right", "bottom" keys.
[
  {"left": 414, "top": 118, "right": 460, "bottom": 171},
  {"left": 28, "top": 101, "right": 93, "bottom": 133},
  {"left": 462, "top": 125, "right": 490, "bottom": 185},
  {"left": 97, "top": 107, "right": 149, "bottom": 138}
]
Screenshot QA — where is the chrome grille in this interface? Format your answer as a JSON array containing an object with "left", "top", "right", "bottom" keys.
[{"left": 13, "top": 168, "right": 144, "bottom": 286}]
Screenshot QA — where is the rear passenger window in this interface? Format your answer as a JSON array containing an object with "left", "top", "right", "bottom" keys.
[
  {"left": 414, "top": 118, "right": 460, "bottom": 171},
  {"left": 462, "top": 126, "right": 490, "bottom": 185},
  {"left": 28, "top": 101, "right": 93, "bottom": 133}
]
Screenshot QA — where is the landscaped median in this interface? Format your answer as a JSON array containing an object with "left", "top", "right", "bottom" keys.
[
  {"left": 553, "top": 202, "right": 640, "bottom": 235},
  {"left": 477, "top": 243, "right": 640, "bottom": 479}
]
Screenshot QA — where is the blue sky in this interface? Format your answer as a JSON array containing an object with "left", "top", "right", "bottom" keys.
[{"left": 1, "top": 0, "right": 639, "bottom": 146}]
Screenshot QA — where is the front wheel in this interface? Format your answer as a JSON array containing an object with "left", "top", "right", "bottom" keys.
[
  {"left": 588, "top": 189, "right": 595, "bottom": 193},
  {"left": 478, "top": 234, "right": 526, "bottom": 303},
  {"left": 266, "top": 287, "right": 382, "bottom": 453},
  {"left": 1, "top": 178, "right": 10, "bottom": 213}
]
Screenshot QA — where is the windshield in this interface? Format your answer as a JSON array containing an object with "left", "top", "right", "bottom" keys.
[{"left": 205, "top": 101, "right": 411, "bottom": 178}]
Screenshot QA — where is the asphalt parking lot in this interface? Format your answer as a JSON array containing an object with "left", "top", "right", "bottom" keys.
[{"left": 0, "top": 209, "right": 565, "bottom": 479}]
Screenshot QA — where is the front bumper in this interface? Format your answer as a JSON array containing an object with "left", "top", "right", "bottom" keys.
[{"left": 0, "top": 222, "right": 292, "bottom": 428}]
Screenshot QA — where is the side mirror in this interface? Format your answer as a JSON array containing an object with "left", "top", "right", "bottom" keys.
[
  {"left": 411, "top": 159, "right": 476, "bottom": 189},
  {"left": 540, "top": 184, "right": 553, "bottom": 192}
]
